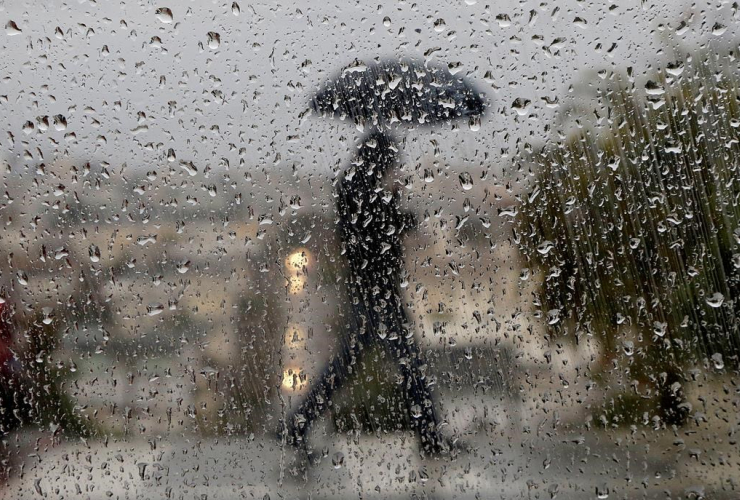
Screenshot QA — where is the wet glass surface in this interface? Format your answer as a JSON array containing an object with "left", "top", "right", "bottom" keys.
[{"left": 0, "top": 1, "right": 739, "bottom": 499}]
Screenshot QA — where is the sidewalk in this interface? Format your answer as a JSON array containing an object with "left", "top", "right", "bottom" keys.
[{"left": 1, "top": 421, "right": 730, "bottom": 500}]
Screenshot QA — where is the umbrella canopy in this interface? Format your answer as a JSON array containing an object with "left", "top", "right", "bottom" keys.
[{"left": 311, "top": 59, "right": 486, "bottom": 130}]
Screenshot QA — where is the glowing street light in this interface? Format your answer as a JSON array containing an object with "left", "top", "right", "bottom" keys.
[
  {"left": 281, "top": 367, "right": 307, "bottom": 392},
  {"left": 285, "top": 249, "right": 310, "bottom": 294}
]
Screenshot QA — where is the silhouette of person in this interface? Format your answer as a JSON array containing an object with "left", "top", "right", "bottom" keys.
[{"left": 283, "top": 131, "right": 449, "bottom": 455}]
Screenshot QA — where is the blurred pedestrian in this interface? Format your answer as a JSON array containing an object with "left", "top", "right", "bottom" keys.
[{"left": 283, "top": 132, "right": 454, "bottom": 457}]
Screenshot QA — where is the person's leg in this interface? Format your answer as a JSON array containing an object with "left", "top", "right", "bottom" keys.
[
  {"left": 283, "top": 298, "right": 370, "bottom": 446},
  {"left": 379, "top": 294, "right": 443, "bottom": 452}
]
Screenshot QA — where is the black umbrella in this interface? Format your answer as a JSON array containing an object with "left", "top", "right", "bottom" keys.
[{"left": 311, "top": 58, "right": 485, "bottom": 131}]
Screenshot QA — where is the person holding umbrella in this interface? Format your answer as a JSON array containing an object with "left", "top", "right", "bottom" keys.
[{"left": 281, "top": 58, "right": 486, "bottom": 459}]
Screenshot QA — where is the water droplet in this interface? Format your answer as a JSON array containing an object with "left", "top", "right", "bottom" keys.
[
  {"left": 653, "top": 321, "right": 667, "bottom": 337},
  {"left": 377, "top": 322, "right": 388, "bottom": 340},
  {"left": 383, "top": 16, "right": 391, "bottom": 27},
  {"left": 332, "top": 452, "right": 344, "bottom": 469},
  {"left": 177, "top": 260, "right": 190, "bottom": 274},
  {"left": 147, "top": 303, "right": 165, "bottom": 316},
  {"left": 137, "top": 462, "right": 148, "bottom": 480},
  {"left": 666, "top": 61, "right": 684, "bottom": 76},
  {"left": 42, "top": 307, "right": 54, "bottom": 325},
  {"left": 468, "top": 114, "right": 481, "bottom": 131},
  {"left": 155, "top": 8, "right": 173, "bottom": 24},
  {"left": 207, "top": 32, "right": 221, "bottom": 50},
  {"left": 712, "top": 23, "right": 727, "bottom": 36},
  {"left": 596, "top": 485, "right": 609, "bottom": 499},
  {"left": 537, "top": 241, "right": 554, "bottom": 255},
  {"left": 711, "top": 353, "right": 724, "bottom": 370},
  {"left": 5, "top": 21, "right": 21, "bottom": 36},
  {"left": 180, "top": 161, "right": 198, "bottom": 176},
  {"left": 137, "top": 235, "right": 158, "bottom": 246},
  {"left": 53, "top": 115, "right": 67, "bottom": 131},
  {"left": 410, "top": 404, "right": 422, "bottom": 418},
  {"left": 232, "top": 2, "right": 241, "bottom": 16},
  {"left": 458, "top": 172, "right": 474, "bottom": 191},
  {"left": 645, "top": 80, "right": 665, "bottom": 96},
  {"left": 512, "top": 98, "right": 531, "bottom": 116},
  {"left": 623, "top": 341, "right": 635, "bottom": 356},
  {"left": 495, "top": 14, "right": 512, "bottom": 27},
  {"left": 17, "top": 271, "right": 28, "bottom": 286},
  {"left": 706, "top": 292, "right": 724, "bottom": 308},
  {"left": 89, "top": 244, "right": 101, "bottom": 263}
]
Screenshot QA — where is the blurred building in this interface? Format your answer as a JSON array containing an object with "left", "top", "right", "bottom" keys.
[{"left": 0, "top": 156, "right": 600, "bottom": 439}]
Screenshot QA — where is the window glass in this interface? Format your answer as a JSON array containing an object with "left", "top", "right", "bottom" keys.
[{"left": 0, "top": 1, "right": 738, "bottom": 499}]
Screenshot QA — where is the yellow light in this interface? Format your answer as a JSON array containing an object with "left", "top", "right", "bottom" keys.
[
  {"left": 281, "top": 368, "right": 307, "bottom": 391},
  {"left": 286, "top": 249, "right": 309, "bottom": 270},
  {"left": 287, "top": 276, "right": 306, "bottom": 294},
  {"left": 286, "top": 249, "right": 310, "bottom": 294}
]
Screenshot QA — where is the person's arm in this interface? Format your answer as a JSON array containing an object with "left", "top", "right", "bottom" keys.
[{"left": 390, "top": 188, "right": 418, "bottom": 234}]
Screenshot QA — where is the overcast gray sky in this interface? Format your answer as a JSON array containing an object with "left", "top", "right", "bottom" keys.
[{"left": 0, "top": 0, "right": 733, "bottom": 185}]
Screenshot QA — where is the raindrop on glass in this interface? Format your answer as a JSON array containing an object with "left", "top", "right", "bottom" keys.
[
  {"left": 155, "top": 8, "right": 173, "bottom": 24},
  {"left": 207, "top": 32, "right": 221, "bottom": 50},
  {"left": 458, "top": 172, "right": 474, "bottom": 191},
  {"left": 706, "top": 292, "right": 724, "bottom": 308},
  {"left": 5, "top": 21, "right": 21, "bottom": 36},
  {"left": 711, "top": 353, "right": 724, "bottom": 370}
]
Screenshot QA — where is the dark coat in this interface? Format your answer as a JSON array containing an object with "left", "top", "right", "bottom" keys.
[{"left": 337, "top": 133, "right": 415, "bottom": 291}]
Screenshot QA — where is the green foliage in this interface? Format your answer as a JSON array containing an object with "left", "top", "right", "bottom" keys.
[
  {"left": 5, "top": 312, "right": 97, "bottom": 438},
  {"left": 518, "top": 53, "right": 740, "bottom": 390}
]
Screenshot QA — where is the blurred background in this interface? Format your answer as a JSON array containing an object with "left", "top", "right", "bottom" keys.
[{"left": 0, "top": 0, "right": 739, "bottom": 498}]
